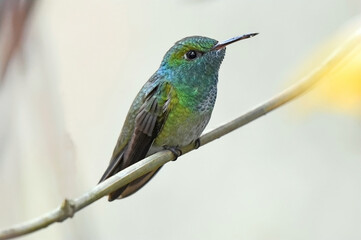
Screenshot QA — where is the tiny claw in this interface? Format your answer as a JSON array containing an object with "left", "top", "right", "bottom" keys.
[
  {"left": 164, "top": 146, "right": 182, "bottom": 161},
  {"left": 194, "top": 138, "right": 201, "bottom": 149}
]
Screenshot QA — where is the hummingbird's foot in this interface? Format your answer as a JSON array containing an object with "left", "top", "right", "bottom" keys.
[
  {"left": 163, "top": 146, "right": 182, "bottom": 161},
  {"left": 194, "top": 138, "right": 201, "bottom": 149}
]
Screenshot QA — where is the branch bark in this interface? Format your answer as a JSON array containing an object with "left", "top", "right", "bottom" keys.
[{"left": 0, "top": 30, "right": 358, "bottom": 239}]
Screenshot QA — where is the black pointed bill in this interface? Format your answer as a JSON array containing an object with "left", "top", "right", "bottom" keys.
[{"left": 212, "top": 33, "right": 259, "bottom": 51}]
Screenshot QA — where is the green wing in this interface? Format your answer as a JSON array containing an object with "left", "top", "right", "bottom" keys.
[{"left": 99, "top": 81, "right": 175, "bottom": 200}]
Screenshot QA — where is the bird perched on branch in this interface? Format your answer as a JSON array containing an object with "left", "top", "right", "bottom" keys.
[{"left": 99, "top": 33, "right": 258, "bottom": 201}]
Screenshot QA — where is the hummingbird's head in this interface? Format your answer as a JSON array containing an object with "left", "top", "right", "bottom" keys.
[
  {"left": 160, "top": 36, "right": 225, "bottom": 77},
  {"left": 159, "top": 33, "right": 258, "bottom": 80}
]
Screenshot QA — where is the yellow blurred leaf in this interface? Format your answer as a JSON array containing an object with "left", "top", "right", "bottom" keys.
[{"left": 294, "top": 17, "right": 361, "bottom": 116}]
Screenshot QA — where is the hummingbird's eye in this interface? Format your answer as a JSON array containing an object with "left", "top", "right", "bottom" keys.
[{"left": 184, "top": 50, "right": 203, "bottom": 60}]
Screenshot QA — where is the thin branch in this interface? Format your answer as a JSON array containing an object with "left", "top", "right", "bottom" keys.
[{"left": 0, "top": 31, "right": 359, "bottom": 240}]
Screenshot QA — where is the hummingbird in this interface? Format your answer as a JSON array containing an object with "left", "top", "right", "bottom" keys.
[{"left": 99, "top": 33, "right": 258, "bottom": 201}]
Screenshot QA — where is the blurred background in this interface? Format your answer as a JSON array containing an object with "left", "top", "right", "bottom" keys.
[{"left": 0, "top": 0, "right": 360, "bottom": 239}]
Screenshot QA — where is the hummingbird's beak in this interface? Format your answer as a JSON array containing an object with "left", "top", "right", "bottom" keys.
[{"left": 212, "top": 33, "right": 259, "bottom": 51}]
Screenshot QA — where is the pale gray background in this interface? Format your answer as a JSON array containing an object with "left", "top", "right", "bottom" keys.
[{"left": 0, "top": 0, "right": 360, "bottom": 239}]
